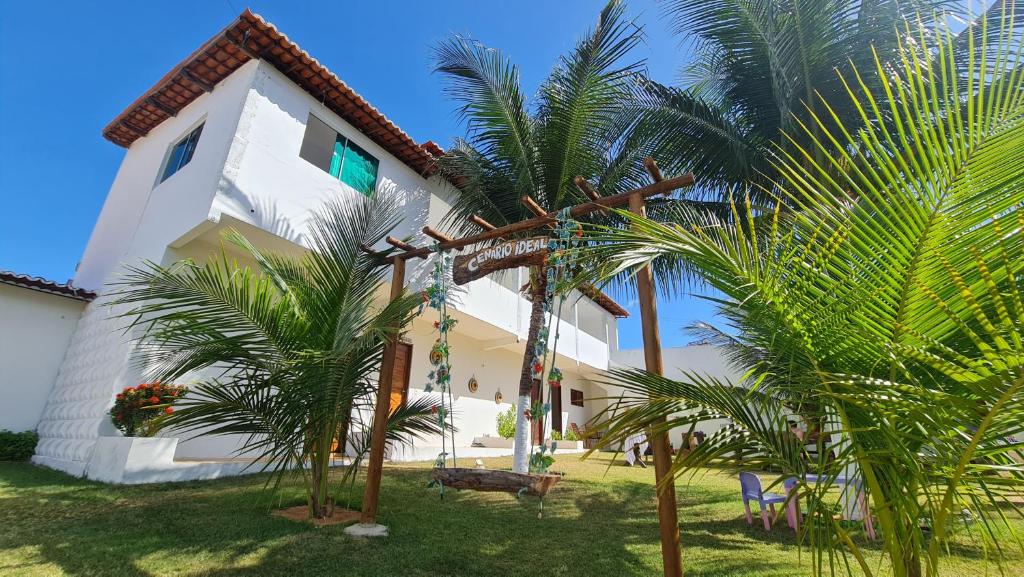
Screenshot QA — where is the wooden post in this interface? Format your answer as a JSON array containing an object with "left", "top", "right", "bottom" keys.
[
  {"left": 359, "top": 255, "right": 406, "bottom": 525},
  {"left": 629, "top": 192, "right": 684, "bottom": 577}
]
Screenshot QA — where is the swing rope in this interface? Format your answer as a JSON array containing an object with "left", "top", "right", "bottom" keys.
[
  {"left": 424, "top": 244, "right": 458, "bottom": 470},
  {"left": 526, "top": 207, "right": 582, "bottom": 470}
]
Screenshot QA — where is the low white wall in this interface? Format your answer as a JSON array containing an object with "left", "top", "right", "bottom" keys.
[
  {"left": 612, "top": 344, "right": 744, "bottom": 449},
  {"left": 0, "top": 284, "right": 85, "bottom": 432}
]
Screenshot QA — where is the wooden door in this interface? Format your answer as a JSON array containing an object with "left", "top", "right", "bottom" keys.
[
  {"left": 550, "top": 386, "right": 563, "bottom": 437},
  {"left": 389, "top": 342, "right": 413, "bottom": 414},
  {"left": 530, "top": 379, "right": 544, "bottom": 444}
]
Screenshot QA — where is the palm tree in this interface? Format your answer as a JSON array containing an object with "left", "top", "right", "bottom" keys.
[
  {"left": 584, "top": 8, "right": 1024, "bottom": 577},
  {"left": 626, "top": 0, "right": 957, "bottom": 227},
  {"left": 431, "top": 0, "right": 649, "bottom": 472},
  {"left": 109, "top": 196, "right": 440, "bottom": 519}
]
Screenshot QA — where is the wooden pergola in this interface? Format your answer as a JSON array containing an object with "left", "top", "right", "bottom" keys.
[{"left": 357, "top": 158, "right": 695, "bottom": 577}]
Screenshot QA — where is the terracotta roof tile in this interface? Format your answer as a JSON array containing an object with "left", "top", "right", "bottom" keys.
[
  {"left": 103, "top": 9, "right": 439, "bottom": 177},
  {"left": 0, "top": 270, "right": 96, "bottom": 302}
]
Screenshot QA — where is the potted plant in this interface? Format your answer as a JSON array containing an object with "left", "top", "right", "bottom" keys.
[
  {"left": 109, "top": 383, "right": 188, "bottom": 437},
  {"left": 85, "top": 383, "right": 187, "bottom": 484}
]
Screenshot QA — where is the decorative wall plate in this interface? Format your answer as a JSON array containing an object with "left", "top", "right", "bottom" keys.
[
  {"left": 468, "top": 376, "right": 479, "bottom": 393},
  {"left": 494, "top": 389, "right": 503, "bottom": 404}
]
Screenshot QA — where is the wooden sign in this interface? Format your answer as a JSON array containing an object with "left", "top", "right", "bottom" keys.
[{"left": 452, "top": 237, "right": 548, "bottom": 285}]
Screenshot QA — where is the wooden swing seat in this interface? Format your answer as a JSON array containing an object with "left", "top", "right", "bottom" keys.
[{"left": 431, "top": 467, "right": 562, "bottom": 497}]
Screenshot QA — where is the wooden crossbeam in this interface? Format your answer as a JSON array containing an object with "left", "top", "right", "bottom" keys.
[
  {"left": 120, "top": 119, "right": 149, "bottom": 137},
  {"left": 469, "top": 215, "right": 496, "bottom": 231},
  {"left": 423, "top": 226, "right": 454, "bottom": 243},
  {"left": 180, "top": 68, "right": 214, "bottom": 93},
  {"left": 146, "top": 96, "right": 177, "bottom": 117},
  {"left": 573, "top": 176, "right": 607, "bottom": 215},
  {"left": 228, "top": 35, "right": 260, "bottom": 59},
  {"left": 397, "top": 172, "right": 694, "bottom": 261},
  {"left": 386, "top": 236, "right": 417, "bottom": 252},
  {"left": 573, "top": 176, "right": 600, "bottom": 201},
  {"left": 521, "top": 195, "right": 547, "bottom": 218},
  {"left": 643, "top": 156, "right": 664, "bottom": 182}
]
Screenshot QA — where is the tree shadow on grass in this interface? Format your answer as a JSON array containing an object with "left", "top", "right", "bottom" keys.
[
  {"left": 5, "top": 462, "right": 1019, "bottom": 577},
  {"left": 1, "top": 463, "right": 669, "bottom": 577},
  {"left": 0, "top": 464, "right": 312, "bottom": 577}
]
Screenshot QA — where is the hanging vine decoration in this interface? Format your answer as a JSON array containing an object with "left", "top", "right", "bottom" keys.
[
  {"left": 526, "top": 207, "right": 582, "bottom": 474},
  {"left": 423, "top": 244, "right": 458, "bottom": 478}
]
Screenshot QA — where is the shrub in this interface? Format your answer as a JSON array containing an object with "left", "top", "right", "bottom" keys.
[
  {"left": 496, "top": 405, "right": 516, "bottom": 439},
  {"left": 109, "top": 383, "right": 188, "bottom": 437},
  {"left": 551, "top": 431, "right": 563, "bottom": 440},
  {"left": 0, "top": 430, "right": 38, "bottom": 461},
  {"left": 563, "top": 428, "right": 579, "bottom": 441}
]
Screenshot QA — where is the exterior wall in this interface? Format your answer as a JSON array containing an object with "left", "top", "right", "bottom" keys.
[
  {"left": 75, "top": 60, "right": 260, "bottom": 291},
  {"left": 212, "top": 60, "right": 614, "bottom": 369},
  {"left": 0, "top": 285, "right": 85, "bottom": 432},
  {"left": 212, "top": 61, "right": 434, "bottom": 252},
  {"left": 612, "top": 344, "right": 744, "bottom": 448},
  {"left": 34, "top": 61, "right": 260, "bottom": 474},
  {"left": 33, "top": 57, "right": 617, "bottom": 474},
  {"left": 371, "top": 315, "right": 602, "bottom": 450}
]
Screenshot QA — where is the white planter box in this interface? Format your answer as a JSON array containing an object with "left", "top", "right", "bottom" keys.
[
  {"left": 85, "top": 436, "right": 179, "bottom": 484},
  {"left": 471, "top": 436, "right": 583, "bottom": 451}
]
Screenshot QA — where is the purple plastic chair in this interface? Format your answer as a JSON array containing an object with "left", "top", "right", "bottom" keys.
[{"left": 740, "top": 472, "right": 788, "bottom": 531}]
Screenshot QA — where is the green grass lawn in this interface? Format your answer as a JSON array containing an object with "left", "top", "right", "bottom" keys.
[{"left": 1, "top": 455, "right": 1020, "bottom": 577}]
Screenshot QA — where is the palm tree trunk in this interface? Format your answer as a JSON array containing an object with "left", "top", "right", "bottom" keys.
[{"left": 512, "top": 267, "right": 548, "bottom": 473}]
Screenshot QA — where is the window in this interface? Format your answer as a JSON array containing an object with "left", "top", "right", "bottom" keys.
[
  {"left": 160, "top": 123, "right": 204, "bottom": 183},
  {"left": 570, "top": 388, "right": 584, "bottom": 408},
  {"left": 299, "top": 114, "right": 380, "bottom": 197}
]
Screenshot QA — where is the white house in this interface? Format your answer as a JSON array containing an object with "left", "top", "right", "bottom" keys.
[{"left": 2, "top": 10, "right": 737, "bottom": 483}]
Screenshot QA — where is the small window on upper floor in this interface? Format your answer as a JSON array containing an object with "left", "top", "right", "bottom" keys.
[
  {"left": 160, "top": 123, "right": 204, "bottom": 183},
  {"left": 570, "top": 388, "right": 585, "bottom": 408},
  {"left": 299, "top": 113, "right": 379, "bottom": 197}
]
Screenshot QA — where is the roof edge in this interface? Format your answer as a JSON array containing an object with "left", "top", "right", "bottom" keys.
[
  {"left": 0, "top": 270, "right": 97, "bottom": 302},
  {"left": 102, "top": 9, "right": 441, "bottom": 177}
]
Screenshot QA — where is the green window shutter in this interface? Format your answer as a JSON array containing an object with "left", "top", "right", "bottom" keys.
[
  {"left": 339, "top": 141, "right": 379, "bottom": 197},
  {"left": 329, "top": 135, "right": 346, "bottom": 178}
]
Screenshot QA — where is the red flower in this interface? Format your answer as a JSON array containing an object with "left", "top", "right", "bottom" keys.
[
  {"left": 116, "top": 394, "right": 124, "bottom": 400},
  {"left": 163, "top": 407, "right": 174, "bottom": 415},
  {"left": 430, "top": 405, "right": 438, "bottom": 414},
  {"left": 433, "top": 320, "right": 440, "bottom": 329},
  {"left": 138, "top": 383, "right": 148, "bottom": 390},
  {"left": 149, "top": 396, "right": 161, "bottom": 404},
  {"left": 575, "top": 228, "right": 584, "bottom": 238}
]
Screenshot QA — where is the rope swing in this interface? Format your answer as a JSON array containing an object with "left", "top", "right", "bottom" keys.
[
  {"left": 424, "top": 245, "right": 459, "bottom": 480},
  {"left": 426, "top": 210, "right": 583, "bottom": 514},
  {"left": 526, "top": 207, "right": 583, "bottom": 475}
]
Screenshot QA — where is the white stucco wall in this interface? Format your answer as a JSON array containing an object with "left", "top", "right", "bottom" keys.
[
  {"left": 75, "top": 60, "right": 261, "bottom": 291},
  {"left": 612, "top": 344, "right": 744, "bottom": 448},
  {"left": 0, "top": 285, "right": 85, "bottom": 432},
  {"left": 398, "top": 317, "right": 600, "bottom": 448},
  {"left": 34, "top": 55, "right": 616, "bottom": 474},
  {"left": 212, "top": 61, "right": 435, "bottom": 254}
]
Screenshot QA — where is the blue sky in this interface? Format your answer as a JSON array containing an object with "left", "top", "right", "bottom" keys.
[{"left": 0, "top": 0, "right": 718, "bottom": 349}]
